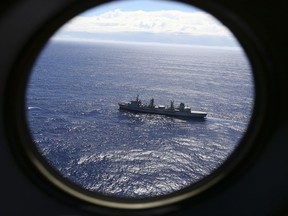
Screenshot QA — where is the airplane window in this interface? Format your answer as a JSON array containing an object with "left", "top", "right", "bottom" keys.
[{"left": 25, "top": 0, "right": 254, "bottom": 205}]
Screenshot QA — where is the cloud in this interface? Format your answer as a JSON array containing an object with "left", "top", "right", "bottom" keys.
[{"left": 59, "top": 9, "right": 233, "bottom": 38}]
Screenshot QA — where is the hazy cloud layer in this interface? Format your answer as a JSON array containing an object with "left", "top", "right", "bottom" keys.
[
  {"left": 60, "top": 9, "right": 232, "bottom": 37},
  {"left": 54, "top": 9, "right": 239, "bottom": 47}
]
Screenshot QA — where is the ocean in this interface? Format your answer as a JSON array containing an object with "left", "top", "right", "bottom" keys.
[{"left": 26, "top": 40, "right": 254, "bottom": 198}]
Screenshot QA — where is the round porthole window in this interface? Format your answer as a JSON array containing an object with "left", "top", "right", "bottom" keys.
[{"left": 9, "top": 0, "right": 261, "bottom": 212}]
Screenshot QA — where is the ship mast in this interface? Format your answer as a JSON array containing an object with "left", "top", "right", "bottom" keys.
[
  {"left": 170, "top": 100, "right": 174, "bottom": 110},
  {"left": 149, "top": 98, "right": 154, "bottom": 108}
]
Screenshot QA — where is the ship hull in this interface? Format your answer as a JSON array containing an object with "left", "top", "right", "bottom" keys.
[{"left": 119, "top": 103, "right": 207, "bottom": 118}]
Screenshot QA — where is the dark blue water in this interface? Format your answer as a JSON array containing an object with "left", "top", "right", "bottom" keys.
[{"left": 26, "top": 41, "right": 253, "bottom": 198}]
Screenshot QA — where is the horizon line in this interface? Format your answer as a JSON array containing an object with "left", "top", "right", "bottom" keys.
[{"left": 50, "top": 37, "right": 241, "bottom": 50}]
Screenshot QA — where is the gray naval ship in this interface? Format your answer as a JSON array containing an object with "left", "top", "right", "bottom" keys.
[{"left": 119, "top": 95, "right": 207, "bottom": 118}]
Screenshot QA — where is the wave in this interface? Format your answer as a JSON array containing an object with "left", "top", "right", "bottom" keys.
[{"left": 27, "top": 106, "right": 42, "bottom": 110}]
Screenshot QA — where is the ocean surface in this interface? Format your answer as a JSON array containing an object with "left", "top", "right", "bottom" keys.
[{"left": 26, "top": 41, "right": 254, "bottom": 198}]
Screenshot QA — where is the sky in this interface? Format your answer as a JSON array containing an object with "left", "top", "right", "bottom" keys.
[{"left": 53, "top": 0, "right": 239, "bottom": 47}]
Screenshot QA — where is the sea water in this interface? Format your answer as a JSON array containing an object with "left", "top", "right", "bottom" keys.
[{"left": 26, "top": 41, "right": 254, "bottom": 198}]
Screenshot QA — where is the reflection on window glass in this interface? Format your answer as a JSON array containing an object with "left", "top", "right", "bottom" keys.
[{"left": 26, "top": 0, "right": 254, "bottom": 198}]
